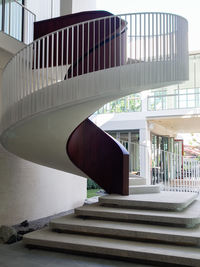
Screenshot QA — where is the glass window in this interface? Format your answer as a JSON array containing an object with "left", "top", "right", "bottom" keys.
[
  {"left": 0, "top": 0, "right": 2, "bottom": 31},
  {"left": 2, "top": 0, "right": 23, "bottom": 41}
]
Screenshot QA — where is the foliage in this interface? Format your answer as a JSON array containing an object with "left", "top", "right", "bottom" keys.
[{"left": 87, "top": 178, "right": 101, "bottom": 190}]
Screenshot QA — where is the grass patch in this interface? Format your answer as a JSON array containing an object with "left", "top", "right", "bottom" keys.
[{"left": 87, "top": 189, "right": 99, "bottom": 198}]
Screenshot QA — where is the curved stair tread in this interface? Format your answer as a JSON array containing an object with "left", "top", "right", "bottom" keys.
[
  {"left": 50, "top": 213, "right": 200, "bottom": 246},
  {"left": 24, "top": 227, "right": 200, "bottom": 266},
  {"left": 99, "top": 191, "right": 198, "bottom": 210},
  {"left": 75, "top": 199, "right": 200, "bottom": 227}
]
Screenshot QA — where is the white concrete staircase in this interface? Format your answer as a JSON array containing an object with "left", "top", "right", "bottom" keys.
[
  {"left": 129, "top": 174, "right": 160, "bottom": 194},
  {"left": 24, "top": 191, "right": 200, "bottom": 266}
]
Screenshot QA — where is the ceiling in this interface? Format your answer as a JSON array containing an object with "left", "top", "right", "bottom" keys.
[{"left": 148, "top": 116, "right": 200, "bottom": 134}]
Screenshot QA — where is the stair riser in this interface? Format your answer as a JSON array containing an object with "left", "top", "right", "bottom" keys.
[
  {"left": 75, "top": 209, "right": 200, "bottom": 227},
  {"left": 50, "top": 223, "right": 199, "bottom": 246},
  {"left": 129, "top": 179, "right": 146, "bottom": 186},
  {"left": 129, "top": 187, "right": 160, "bottom": 194},
  {"left": 23, "top": 237, "right": 200, "bottom": 266}
]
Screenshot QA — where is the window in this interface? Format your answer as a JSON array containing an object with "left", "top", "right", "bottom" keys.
[{"left": 1, "top": 0, "right": 24, "bottom": 41}]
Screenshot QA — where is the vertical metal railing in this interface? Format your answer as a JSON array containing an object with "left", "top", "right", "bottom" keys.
[
  {"left": 120, "top": 140, "right": 200, "bottom": 192},
  {"left": 1, "top": 0, "right": 36, "bottom": 44},
  {"left": 1, "top": 12, "right": 188, "bottom": 135}
]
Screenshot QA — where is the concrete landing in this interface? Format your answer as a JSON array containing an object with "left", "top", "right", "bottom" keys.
[
  {"left": 50, "top": 213, "right": 200, "bottom": 246},
  {"left": 24, "top": 227, "right": 200, "bottom": 266},
  {"left": 129, "top": 185, "right": 160, "bottom": 194},
  {"left": 99, "top": 191, "right": 198, "bottom": 211},
  {"left": 75, "top": 199, "right": 200, "bottom": 227}
]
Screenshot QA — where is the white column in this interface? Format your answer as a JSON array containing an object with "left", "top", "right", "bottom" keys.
[
  {"left": 140, "top": 122, "right": 151, "bottom": 184},
  {"left": 141, "top": 90, "right": 149, "bottom": 113},
  {"left": 60, "top": 0, "right": 96, "bottom": 16}
]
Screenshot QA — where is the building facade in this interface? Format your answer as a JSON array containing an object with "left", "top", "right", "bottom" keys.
[{"left": 92, "top": 51, "right": 200, "bottom": 184}]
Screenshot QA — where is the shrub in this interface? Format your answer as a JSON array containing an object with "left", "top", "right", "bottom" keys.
[{"left": 87, "top": 178, "right": 101, "bottom": 190}]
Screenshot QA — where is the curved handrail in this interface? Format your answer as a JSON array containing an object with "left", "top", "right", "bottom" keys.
[{"left": 1, "top": 12, "right": 188, "bottom": 133}]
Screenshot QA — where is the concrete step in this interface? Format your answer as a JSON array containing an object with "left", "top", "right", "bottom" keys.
[
  {"left": 129, "top": 184, "right": 160, "bottom": 194},
  {"left": 129, "top": 174, "right": 144, "bottom": 178},
  {"left": 129, "top": 177, "right": 146, "bottom": 186},
  {"left": 50, "top": 213, "right": 200, "bottom": 246},
  {"left": 24, "top": 227, "right": 200, "bottom": 266},
  {"left": 99, "top": 192, "right": 198, "bottom": 211},
  {"left": 75, "top": 199, "right": 200, "bottom": 227}
]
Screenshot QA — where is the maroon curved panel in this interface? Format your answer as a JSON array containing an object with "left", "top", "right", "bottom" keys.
[
  {"left": 34, "top": 11, "right": 129, "bottom": 195},
  {"left": 67, "top": 119, "right": 129, "bottom": 195}
]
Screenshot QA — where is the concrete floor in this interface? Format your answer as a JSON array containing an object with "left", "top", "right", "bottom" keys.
[{"left": 0, "top": 241, "right": 156, "bottom": 267}]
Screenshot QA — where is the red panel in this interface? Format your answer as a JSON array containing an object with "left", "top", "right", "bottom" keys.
[{"left": 67, "top": 119, "right": 129, "bottom": 195}]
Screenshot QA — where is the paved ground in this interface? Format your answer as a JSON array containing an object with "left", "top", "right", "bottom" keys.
[{"left": 0, "top": 241, "right": 155, "bottom": 267}]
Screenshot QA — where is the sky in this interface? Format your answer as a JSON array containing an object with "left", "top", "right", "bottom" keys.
[{"left": 96, "top": 0, "right": 200, "bottom": 52}]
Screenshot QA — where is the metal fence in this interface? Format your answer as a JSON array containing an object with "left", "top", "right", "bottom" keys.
[{"left": 120, "top": 140, "right": 200, "bottom": 192}]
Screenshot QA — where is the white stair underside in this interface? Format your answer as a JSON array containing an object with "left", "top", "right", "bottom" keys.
[
  {"left": 0, "top": 62, "right": 182, "bottom": 176},
  {"left": 23, "top": 227, "right": 200, "bottom": 266}
]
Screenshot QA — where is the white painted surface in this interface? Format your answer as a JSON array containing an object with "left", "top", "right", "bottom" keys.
[
  {"left": 26, "top": 0, "right": 60, "bottom": 21},
  {"left": 60, "top": 0, "right": 96, "bottom": 16},
  {"left": 0, "top": 144, "right": 86, "bottom": 226},
  {"left": 0, "top": 39, "right": 86, "bottom": 226},
  {"left": 139, "top": 124, "right": 151, "bottom": 184},
  {"left": 60, "top": 0, "right": 73, "bottom": 16},
  {"left": 0, "top": 32, "right": 25, "bottom": 67},
  {"left": 72, "top": 0, "right": 96, "bottom": 13}
]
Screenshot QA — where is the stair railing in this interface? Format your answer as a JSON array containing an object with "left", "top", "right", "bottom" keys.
[{"left": 1, "top": 12, "right": 188, "bottom": 134}]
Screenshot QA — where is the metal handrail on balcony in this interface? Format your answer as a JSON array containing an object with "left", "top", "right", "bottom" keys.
[
  {"left": 148, "top": 88, "right": 200, "bottom": 111},
  {"left": 0, "top": 0, "right": 36, "bottom": 44},
  {"left": 96, "top": 94, "right": 142, "bottom": 114},
  {"left": 120, "top": 139, "right": 200, "bottom": 192}
]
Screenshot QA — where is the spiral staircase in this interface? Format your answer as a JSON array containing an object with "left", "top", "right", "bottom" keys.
[{"left": 1, "top": 10, "right": 198, "bottom": 266}]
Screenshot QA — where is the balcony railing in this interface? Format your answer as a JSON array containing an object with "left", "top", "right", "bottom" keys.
[
  {"left": 0, "top": 0, "right": 36, "bottom": 44},
  {"left": 148, "top": 88, "right": 200, "bottom": 111},
  {"left": 120, "top": 140, "right": 200, "bottom": 192},
  {"left": 96, "top": 94, "right": 141, "bottom": 114}
]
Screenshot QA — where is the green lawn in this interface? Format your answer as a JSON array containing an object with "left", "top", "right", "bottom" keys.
[{"left": 87, "top": 189, "right": 99, "bottom": 198}]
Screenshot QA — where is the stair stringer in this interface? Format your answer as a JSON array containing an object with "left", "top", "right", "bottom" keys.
[{"left": 0, "top": 60, "right": 184, "bottom": 177}]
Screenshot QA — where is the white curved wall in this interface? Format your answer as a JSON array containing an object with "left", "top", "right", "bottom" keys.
[{"left": 0, "top": 144, "right": 86, "bottom": 226}]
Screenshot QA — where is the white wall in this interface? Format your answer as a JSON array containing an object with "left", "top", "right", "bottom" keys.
[
  {"left": 60, "top": 0, "right": 96, "bottom": 16},
  {"left": 72, "top": 0, "right": 96, "bottom": 13},
  {"left": 26, "top": 0, "right": 60, "bottom": 21},
  {"left": 0, "top": 145, "right": 86, "bottom": 226},
  {"left": 26, "top": 0, "right": 97, "bottom": 21},
  {"left": 0, "top": 29, "right": 86, "bottom": 226}
]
